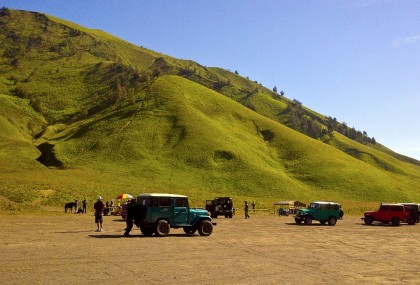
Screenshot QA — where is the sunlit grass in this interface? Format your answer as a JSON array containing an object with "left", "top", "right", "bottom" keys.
[{"left": 0, "top": 9, "right": 419, "bottom": 215}]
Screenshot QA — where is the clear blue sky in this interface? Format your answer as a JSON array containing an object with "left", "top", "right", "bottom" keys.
[{"left": 2, "top": 0, "right": 420, "bottom": 160}]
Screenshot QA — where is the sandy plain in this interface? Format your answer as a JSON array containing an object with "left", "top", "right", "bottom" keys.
[{"left": 0, "top": 212, "right": 419, "bottom": 285}]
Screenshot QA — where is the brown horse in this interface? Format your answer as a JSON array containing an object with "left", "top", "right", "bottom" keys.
[{"left": 64, "top": 202, "right": 76, "bottom": 213}]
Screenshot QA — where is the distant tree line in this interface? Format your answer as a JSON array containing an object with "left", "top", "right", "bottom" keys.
[
  {"left": 285, "top": 101, "right": 376, "bottom": 144},
  {"left": 325, "top": 116, "right": 376, "bottom": 144}
]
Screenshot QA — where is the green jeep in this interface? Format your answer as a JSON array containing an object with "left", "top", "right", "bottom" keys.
[
  {"left": 294, "top": 201, "right": 341, "bottom": 226},
  {"left": 135, "top": 193, "right": 215, "bottom": 236}
]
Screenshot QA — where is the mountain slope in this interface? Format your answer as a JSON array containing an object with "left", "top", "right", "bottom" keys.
[{"left": 0, "top": 9, "right": 419, "bottom": 212}]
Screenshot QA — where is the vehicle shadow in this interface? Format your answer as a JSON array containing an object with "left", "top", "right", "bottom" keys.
[
  {"left": 359, "top": 223, "right": 413, "bottom": 227},
  {"left": 284, "top": 222, "right": 332, "bottom": 226},
  {"left": 88, "top": 234, "right": 200, "bottom": 239}
]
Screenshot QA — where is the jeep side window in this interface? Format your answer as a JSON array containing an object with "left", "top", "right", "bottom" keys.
[
  {"left": 379, "top": 205, "right": 388, "bottom": 211},
  {"left": 174, "top": 198, "right": 188, "bottom": 207},
  {"left": 325, "top": 204, "right": 334, "bottom": 210},
  {"left": 137, "top": 198, "right": 149, "bottom": 207},
  {"left": 157, "top": 197, "right": 171, "bottom": 207},
  {"left": 390, "top": 206, "right": 403, "bottom": 212}
]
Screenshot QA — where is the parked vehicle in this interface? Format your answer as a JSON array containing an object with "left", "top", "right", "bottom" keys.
[
  {"left": 362, "top": 203, "right": 416, "bottom": 226},
  {"left": 135, "top": 193, "right": 215, "bottom": 236},
  {"left": 399, "top": 203, "right": 420, "bottom": 223},
  {"left": 294, "top": 201, "right": 341, "bottom": 226},
  {"left": 205, "top": 197, "right": 235, "bottom": 218}
]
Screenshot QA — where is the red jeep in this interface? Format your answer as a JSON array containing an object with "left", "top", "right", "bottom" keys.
[{"left": 362, "top": 203, "right": 416, "bottom": 226}]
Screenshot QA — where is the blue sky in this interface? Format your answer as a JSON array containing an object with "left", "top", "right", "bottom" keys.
[{"left": 2, "top": 0, "right": 420, "bottom": 160}]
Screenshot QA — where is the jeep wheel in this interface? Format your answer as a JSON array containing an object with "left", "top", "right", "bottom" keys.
[
  {"left": 407, "top": 218, "right": 415, "bottom": 225},
  {"left": 198, "top": 220, "right": 213, "bottom": 236},
  {"left": 295, "top": 218, "right": 302, "bottom": 224},
  {"left": 155, "top": 220, "right": 170, "bottom": 236},
  {"left": 364, "top": 216, "right": 373, "bottom": 225},
  {"left": 319, "top": 220, "right": 326, "bottom": 225},
  {"left": 304, "top": 216, "right": 312, "bottom": 225},
  {"left": 328, "top": 217, "right": 337, "bottom": 226},
  {"left": 140, "top": 225, "right": 154, "bottom": 236},
  {"left": 391, "top": 217, "right": 400, "bottom": 227},
  {"left": 183, "top": 227, "right": 196, "bottom": 235}
]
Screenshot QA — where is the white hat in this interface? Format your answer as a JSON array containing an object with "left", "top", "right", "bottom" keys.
[{"left": 98, "top": 196, "right": 102, "bottom": 200}]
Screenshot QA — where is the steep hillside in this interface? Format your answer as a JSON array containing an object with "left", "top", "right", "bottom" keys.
[{"left": 0, "top": 8, "right": 419, "bottom": 212}]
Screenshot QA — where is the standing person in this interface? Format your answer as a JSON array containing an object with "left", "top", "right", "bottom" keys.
[
  {"left": 82, "top": 199, "right": 87, "bottom": 214},
  {"left": 124, "top": 199, "right": 138, "bottom": 237},
  {"left": 94, "top": 196, "right": 105, "bottom": 232},
  {"left": 244, "top": 201, "right": 250, "bottom": 219},
  {"left": 74, "top": 200, "right": 78, "bottom": 213},
  {"left": 252, "top": 201, "right": 256, "bottom": 213}
]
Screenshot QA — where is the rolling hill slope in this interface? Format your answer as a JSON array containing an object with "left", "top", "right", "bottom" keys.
[{"left": 0, "top": 8, "right": 419, "bottom": 213}]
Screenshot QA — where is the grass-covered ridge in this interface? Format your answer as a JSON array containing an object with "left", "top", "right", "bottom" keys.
[{"left": 0, "top": 8, "right": 419, "bottom": 214}]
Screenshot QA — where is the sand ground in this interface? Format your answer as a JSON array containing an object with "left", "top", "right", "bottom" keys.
[{"left": 1, "top": 213, "right": 419, "bottom": 285}]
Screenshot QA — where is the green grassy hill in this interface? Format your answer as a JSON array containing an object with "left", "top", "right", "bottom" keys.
[{"left": 0, "top": 8, "right": 419, "bottom": 214}]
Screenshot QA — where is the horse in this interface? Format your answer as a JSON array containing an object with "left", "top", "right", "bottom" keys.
[{"left": 64, "top": 202, "right": 77, "bottom": 213}]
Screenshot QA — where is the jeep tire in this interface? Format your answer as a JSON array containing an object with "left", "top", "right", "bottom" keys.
[
  {"left": 364, "top": 216, "right": 373, "bottom": 225},
  {"left": 328, "top": 216, "right": 337, "bottom": 226},
  {"left": 155, "top": 220, "right": 170, "bottom": 236},
  {"left": 197, "top": 220, "right": 213, "bottom": 236},
  {"left": 295, "top": 218, "right": 302, "bottom": 224},
  {"left": 304, "top": 216, "right": 312, "bottom": 225}
]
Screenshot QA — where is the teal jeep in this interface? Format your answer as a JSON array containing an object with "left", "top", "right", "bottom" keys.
[
  {"left": 294, "top": 201, "right": 341, "bottom": 226},
  {"left": 135, "top": 193, "right": 215, "bottom": 236}
]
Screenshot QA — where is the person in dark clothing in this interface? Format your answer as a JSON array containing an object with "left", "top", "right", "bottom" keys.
[
  {"left": 94, "top": 196, "right": 104, "bottom": 232},
  {"left": 124, "top": 199, "right": 140, "bottom": 236},
  {"left": 244, "top": 201, "right": 250, "bottom": 219},
  {"left": 339, "top": 207, "right": 344, "bottom": 220},
  {"left": 82, "top": 199, "right": 87, "bottom": 214}
]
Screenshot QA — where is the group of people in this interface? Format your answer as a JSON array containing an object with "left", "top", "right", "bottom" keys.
[
  {"left": 72, "top": 199, "right": 87, "bottom": 214},
  {"left": 92, "top": 196, "right": 141, "bottom": 234}
]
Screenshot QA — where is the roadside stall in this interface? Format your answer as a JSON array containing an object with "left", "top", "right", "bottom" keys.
[{"left": 273, "top": 200, "right": 306, "bottom": 215}]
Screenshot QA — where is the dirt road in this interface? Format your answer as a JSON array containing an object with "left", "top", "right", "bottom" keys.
[{"left": 1, "top": 213, "right": 419, "bottom": 284}]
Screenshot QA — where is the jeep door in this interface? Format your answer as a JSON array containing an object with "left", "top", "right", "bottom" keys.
[
  {"left": 172, "top": 197, "right": 189, "bottom": 225},
  {"left": 317, "top": 204, "right": 329, "bottom": 220},
  {"left": 149, "top": 197, "right": 172, "bottom": 223},
  {"left": 378, "top": 205, "right": 391, "bottom": 221}
]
